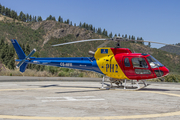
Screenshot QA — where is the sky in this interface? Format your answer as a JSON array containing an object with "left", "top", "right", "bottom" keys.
[{"left": 0, "top": 0, "right": 180, "bottom": 48}]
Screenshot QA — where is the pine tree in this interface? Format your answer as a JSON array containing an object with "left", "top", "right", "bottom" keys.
[
  {"left": 7, "top": 57, "right": 15, "bottom": 69},
  {"left": 22, "top": 44, "right": 25, "bottom": 52},
  {"left": 37, "top": 16, "right": 42, "bottom": 22},
  {"left": 125, "top": 34, "right": 127, "bottom": 38},
  {"left": 1, "top": 6, "right": 5, "bottom": 15},
  {"left": 79, "top": 22, "right": 82, "bottom": 27},
  {"left": 25, "top": 44, "right": 30, "bottom": 55},
  {"left": 5, "top": 7, "right": 8, "bottom": 16},
  {"left": 29, "top": 15, "right": 32, "bottom": 21},
  {"left": 129, "top": 35, "right": 131, "bottom": 39},
  {"left": 46, "top": 15, "right": 52, "bottom": 20},
  {"left": 118, "top": 33, "right": 120, "bottom": 37},
  {"left": 67, "top": 19, "right": 70, "bottom": 24},
  {"left": 52, "top": 17, "right": 56, "bottom": 21},
  {"left": 26, "top": 14, "right": 29, "bottom": 22},
  {"left": 22, "top": 14, "right": 26, "bottom": 22},
  {"left": 35, "top": 16, "right": 37, "bottom": 22},
  {"left": 109, "top": 32, "right": 113, "bottom": 38},
  {"left": 58, "top": 16, "right": 61, "bottom": 22},
  {"left": 97, "top": 28, "right": 102, "bottom": 34},
  {"left": 74, "top": 23, "right": 76, "bottom": 26},
  {"left": 19, "top": 11, "right": 23, "bottom": 21},
  {"left": 114, "top": 34, "right": 117, "bottom": 37},
  {"left": 148, "top": 42, "right": 151, "bottom": 48},
  {"left": 0, "top": 4, "right": 2, "bottom": 14},
  {"left": 102, "top": 29, "right": 106, "bottom": 35},
  {"left": 105, "top": 31, "right": 108, "bottom": 36}
]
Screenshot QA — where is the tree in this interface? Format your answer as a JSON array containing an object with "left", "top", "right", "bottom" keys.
[
  {"left": 34, "top": 16, "right": 37, "bottom": 22},
  {"left": 125, "top": 34, "right": 127, "bottom": 38},
  {"left": 109, "top": 32, "right": 113, "bottom": 38},
  {"left": 97, "top": 28, "right": 102, "bottom": 34},
  {"left": 7, "top": 57, "right": 15, "bottom": 69},
  {"left": 66, "top": 19, "right": 70, "bottom": 24},
  {"left": 102, "top": 29, "right": 106, "bottom": 35},
  {"left": 19, "top": 11, "right": 23, "bottom": 21},
  {"left": 148, "top": 42, "right": 151, "bottom": 48},
  {"left": 129, "top": 35, "right": 131, "bottom": 39},
  {"left": 22, "top": 44, "right": 25, "bottom": 52},
  {"left": 26, "top": 14, "right": 29, "bottom": 22},
  {"left": 114, "top": 34, "right": 117, "bottom": 37},
  {"left": 25, "top": 44, "right": 30, "bottom": 55},
  {"left": 105, "top": 31, "right": 108, "bottom": 36},
  {"left": 37, "top": 16, "right": 42, "bottom": 22},
  {"left": 0, "top": 4, "right": 2, "bottom": 14},
  {"left": 52, "top": 16, "right": 56, "bottom": 21},
  {"left": 79, "top": 22, "right": 82, "bottom": 27},
  {"left": 5, "top": 7, "right": 9, "bottom": 16},
  {"left": 29, "top": 15, "right": 32, "bottom": 21},
  {"left": 74, "top": 23, "right": 76, "bottom": 26},
  {"left": 46, "top": 15, "right": 52, "bottom": 20},
  {"left": 1, "top": 6, "right": 5, "bottom": 15},
  {"left": 22, "top": 14, "right": 26, "bottom": 22},
  {"left": 118, "top": 33, "right": 120, "bottom": 37},
  {"left": 58, "top": 16, "right": 63, "bottom": 22},
  {"left": 139, "top": 37, "right": 144, "bottom": 45},
  {"left": 58, "top": 16, "right": 61, "bottom": 22}
]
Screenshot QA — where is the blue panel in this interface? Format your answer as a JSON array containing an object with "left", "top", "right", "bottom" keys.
[
  {"left": 11, "top": 39, "right": 26, "bottom": 59},
  {"left": 101, "top": 49, "right": 108, "bottom": 54},
  {"left": 20, "top": 63, "right": 28, "bottom": 73}
]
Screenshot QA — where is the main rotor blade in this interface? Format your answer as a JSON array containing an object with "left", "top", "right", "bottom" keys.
[
  {"left": 129, "top": 40, "right": 180, "bottom": 48},
  {"left": 52, "top": 39, "right": 108, "bottom": 46},
  {"left": 97, "top": 40, "right": 111, "bottom": 48}
]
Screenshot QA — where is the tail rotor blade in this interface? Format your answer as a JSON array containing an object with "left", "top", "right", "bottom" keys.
[
  {"left": 27, "top": 49, "right": 36, "bottom": 58},
  {"left": 16, "top": 59, "right": 26, "bottom": 68},
  {"left": 16, "top": 48, "right": 36, "bottom": 68}
]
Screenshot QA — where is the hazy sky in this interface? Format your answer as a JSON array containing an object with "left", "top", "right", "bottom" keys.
[{"left": 0, "top": 0, "right": 180, "bottom": 48}]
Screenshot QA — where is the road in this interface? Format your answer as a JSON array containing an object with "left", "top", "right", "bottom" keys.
[{"left": 0, "top": 76, "right": 180, "bottom": 120}]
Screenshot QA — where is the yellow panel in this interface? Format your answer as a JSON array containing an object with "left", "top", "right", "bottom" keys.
[{"left": 95, "top": 48, "right": 129, "bottom": 79}]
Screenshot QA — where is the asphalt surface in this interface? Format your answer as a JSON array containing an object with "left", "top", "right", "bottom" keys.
[{"left": 0, "top": 76, "right": 180, "bottom": 120}]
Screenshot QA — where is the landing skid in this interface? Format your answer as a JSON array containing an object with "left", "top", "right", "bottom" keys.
[{"left": 100, "top": 77, "right": 149, "bottom": 91}]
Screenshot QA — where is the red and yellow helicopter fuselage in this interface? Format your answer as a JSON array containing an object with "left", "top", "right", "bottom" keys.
[{"left": 95, "top": 47, "right": 169, "bottom": 80}]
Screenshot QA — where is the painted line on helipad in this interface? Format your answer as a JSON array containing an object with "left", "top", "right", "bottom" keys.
[{"left": 0, "top": 87, "right": 180, "bottom": 119}]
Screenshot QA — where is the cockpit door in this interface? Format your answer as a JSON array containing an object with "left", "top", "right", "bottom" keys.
[{"left": 123, "top": 57, "right": 154, "bottom": 79}]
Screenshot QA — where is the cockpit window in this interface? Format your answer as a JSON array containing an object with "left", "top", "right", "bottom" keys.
[
  {"left": 132, "top": 58, "right": 148, "bottom": 68},
  {"left": 124, "top": 58, "right": 130, "bottom": 67},
  {"left": 146, "top": 56, "right": 164, "bottom": 68}
]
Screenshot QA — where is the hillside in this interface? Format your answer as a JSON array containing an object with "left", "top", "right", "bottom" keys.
[
  {"left": 0, "top": 14, "right": 180, "bottom": 75},
  {"left": 160, "top": 43, "right": 180, "bottom": 55}
]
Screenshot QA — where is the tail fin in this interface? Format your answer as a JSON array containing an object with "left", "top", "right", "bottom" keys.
[
  {"left": 11, "top": 39, "right": 36, "bottom": 73},
  {"left": 11, "top": 39, "right": 26, "bottom": 59}
]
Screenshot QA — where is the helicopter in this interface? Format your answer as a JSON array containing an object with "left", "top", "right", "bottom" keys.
[{"left": 11, "top": 37, "right": 180, "bottom": 90}]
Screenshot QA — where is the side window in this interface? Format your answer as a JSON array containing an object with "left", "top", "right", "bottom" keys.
[
  {"left": 124, "top": 58, "right": 130, "bottom": 67},
  {"left": 132, "top": 58, "right": 148, "bottom": 68}
]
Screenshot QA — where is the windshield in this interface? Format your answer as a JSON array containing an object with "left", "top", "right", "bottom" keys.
[{"left": 146, "top": 56, "right": 164, "bottom": 68}]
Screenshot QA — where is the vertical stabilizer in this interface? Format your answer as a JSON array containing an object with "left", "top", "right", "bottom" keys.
[{"left": 11, "top": 39, "right": 26, "bottom": 59}]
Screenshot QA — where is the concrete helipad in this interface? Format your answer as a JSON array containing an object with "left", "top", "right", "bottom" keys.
[{"left": 0, "top": 76, "right": 180, "bottom": 120}]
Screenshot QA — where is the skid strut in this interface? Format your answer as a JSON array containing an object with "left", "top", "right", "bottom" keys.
[{"left": 101, "top": 78, "right": 149, "bottom": 90}]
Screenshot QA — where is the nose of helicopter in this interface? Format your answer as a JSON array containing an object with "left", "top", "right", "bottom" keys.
[
  {"left": 154, "top": 66, "right": 169, "bottom": 77},
  {"left": 162, "top": 66, "right": 169, "bottom": 76}
]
